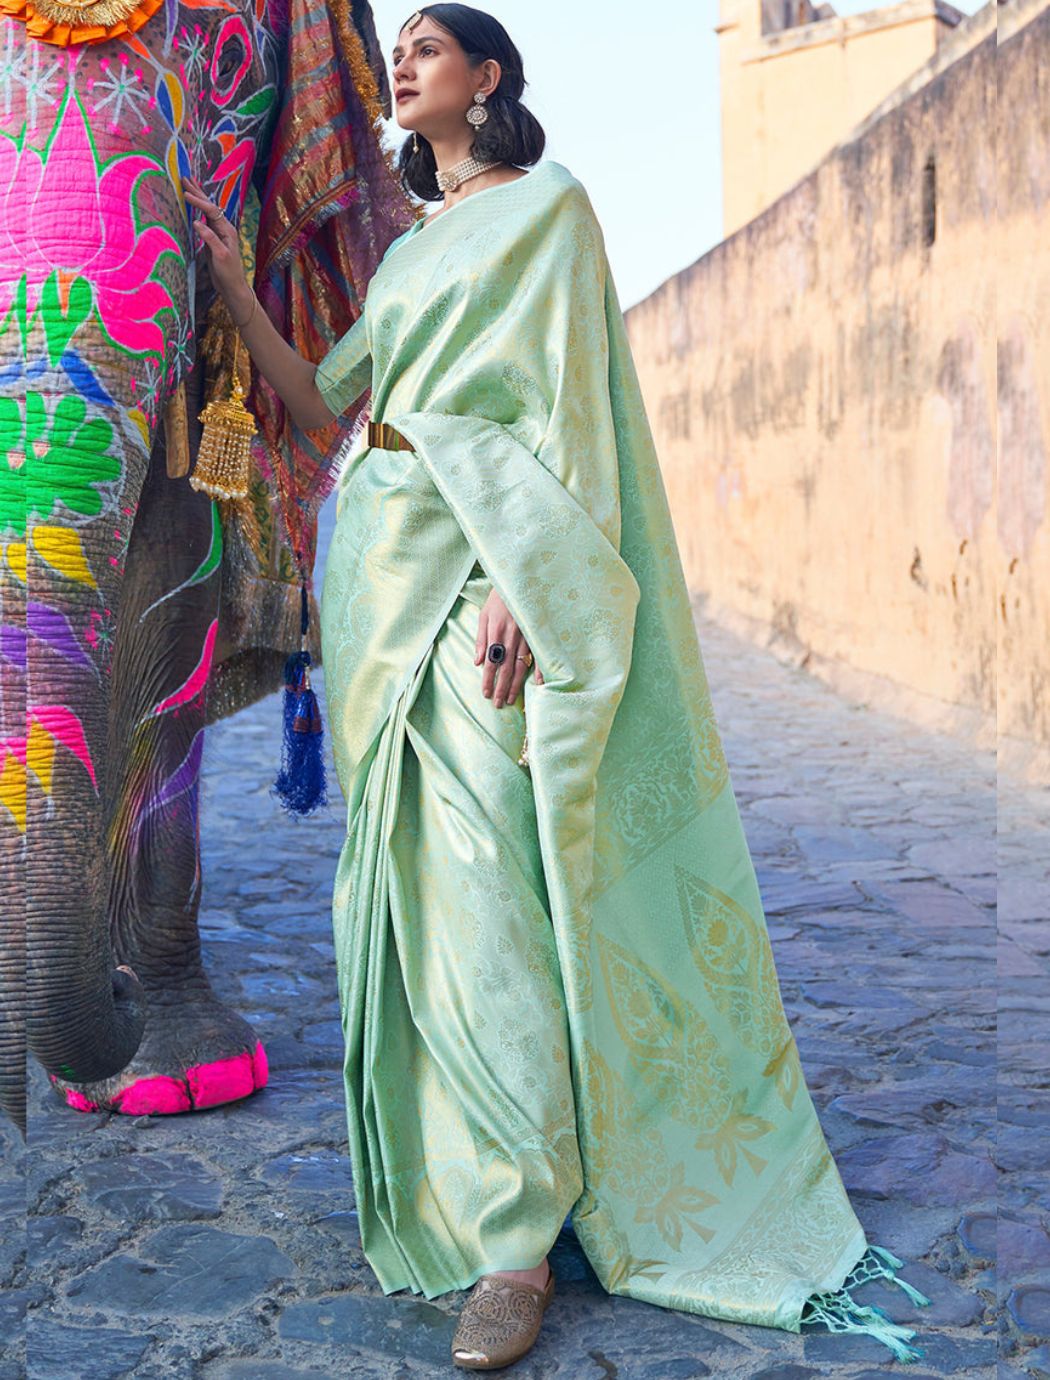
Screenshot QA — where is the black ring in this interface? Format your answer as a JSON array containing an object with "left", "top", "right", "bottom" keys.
[{"left": 487, "top": 642, "right": 506, "bottom": 664}]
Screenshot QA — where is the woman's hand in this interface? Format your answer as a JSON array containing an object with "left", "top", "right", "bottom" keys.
[
  {"left": 475, "top": 589, "right": 543, "bottom": 707},
  {"left": 181, "top": 174, "right": 252, "bottom": 311},
  {"left": 178, "top": 174, "right": 329, "bottom": 429}
]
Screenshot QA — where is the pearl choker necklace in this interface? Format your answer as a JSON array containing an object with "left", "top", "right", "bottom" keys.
[{"left": 435, "top": 155, "right": 503, "bottom": 193}]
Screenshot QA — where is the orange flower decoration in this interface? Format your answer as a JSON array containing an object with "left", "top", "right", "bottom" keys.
[{"left": 0, "top": 0, "right": 164, "bottom": 46}]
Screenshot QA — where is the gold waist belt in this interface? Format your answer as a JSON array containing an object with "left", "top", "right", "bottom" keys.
[{"left": 367, "top": 420, "right": 414, "bottom": 452}]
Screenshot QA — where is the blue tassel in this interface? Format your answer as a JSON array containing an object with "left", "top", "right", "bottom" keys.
[
  {"left": 800, "top": 1244, "right": 932, "bottom": 1364},
  {"left": 272, "top": 583, "right": 328, "bottom": 816}
]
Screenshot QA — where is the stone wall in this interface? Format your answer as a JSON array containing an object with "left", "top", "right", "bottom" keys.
[
  {"left": 716, "top": 0, "right": 965, "bottom": 237},
  {"left": 626, "top": 0, "right": 1048, "bottom": 776}
]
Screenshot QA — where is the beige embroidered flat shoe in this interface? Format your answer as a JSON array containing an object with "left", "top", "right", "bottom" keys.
[{"left": 451, "top": 1262, "right": 556, "bottom": 1370}]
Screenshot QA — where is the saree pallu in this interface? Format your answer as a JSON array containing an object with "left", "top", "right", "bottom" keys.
[{"left": 315, "top": 160, "right": 930, "bottom": 1360}]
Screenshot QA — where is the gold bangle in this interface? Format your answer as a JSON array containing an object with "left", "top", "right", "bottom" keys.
[{"left": 232, "top": 288, "right": 257, "bottom": 331}]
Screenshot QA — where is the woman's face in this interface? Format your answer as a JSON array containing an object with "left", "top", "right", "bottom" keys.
[{"left": 391, "top": 18, "right": 499, "bottom": 137}]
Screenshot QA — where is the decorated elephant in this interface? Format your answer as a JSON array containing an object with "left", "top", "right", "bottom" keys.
[{"left": 0, "top": 0, "right": 417, "bottom": 1133}]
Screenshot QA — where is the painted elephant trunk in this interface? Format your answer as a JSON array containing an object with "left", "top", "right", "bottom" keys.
[{"left": 27, "top": 962, "right": 147, "bottom": 1092}]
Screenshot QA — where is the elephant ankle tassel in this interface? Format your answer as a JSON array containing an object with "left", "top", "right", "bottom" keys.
[{"left": 273, "top": 583, "right": 328, "bottom": 816}]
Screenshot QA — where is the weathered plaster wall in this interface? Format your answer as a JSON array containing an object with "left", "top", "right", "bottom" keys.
[
  {"left": 996, "top": 0, "right": 1049, "bottom": 770},
  {"left": 628, "top": 3, "right": 1048, "bottom": 770},
  {"left": 716, "top": 0, "right": 965, "bottom": 236}
]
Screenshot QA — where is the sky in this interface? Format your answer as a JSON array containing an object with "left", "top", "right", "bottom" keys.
[{"left": 367, "top": 0, "right": 986, "bottom": 311}]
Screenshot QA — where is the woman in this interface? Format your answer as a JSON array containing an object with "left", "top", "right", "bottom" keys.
[{"left": 184, "top": 4, "right": 932, "bottom": 1371}]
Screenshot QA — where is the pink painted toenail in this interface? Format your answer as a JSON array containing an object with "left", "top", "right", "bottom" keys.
[
  {"left": 63, "top": 1088, "right": 100, "bottom": 1113},
  {"left": 250, "top": 1040, "right": 269, "bottom": 1089},
  {"left": 113, "top": 1076, "right": 192, "bottom": 1115},
  {"left": 186, "top": 1051, "right": 255, "bottom": 1108}
]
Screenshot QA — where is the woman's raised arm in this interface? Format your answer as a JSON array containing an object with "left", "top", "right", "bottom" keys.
[{"left": 183, "top": 173, "right": 361, "bottom": 433}]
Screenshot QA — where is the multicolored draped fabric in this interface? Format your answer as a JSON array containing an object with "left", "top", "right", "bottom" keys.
[
  {"left": 247, "top": 0, "right": 419, "bottom": 576},
  {"left": 312, "top": 159, "right": 931, "bottom": 1360},
  {"left": 208, "top": 0, "right": 419, "bottom": 720}
]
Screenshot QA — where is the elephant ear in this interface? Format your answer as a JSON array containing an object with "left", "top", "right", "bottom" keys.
[{"left": 250, "top": 0, "right": 414, "bottom": 577}]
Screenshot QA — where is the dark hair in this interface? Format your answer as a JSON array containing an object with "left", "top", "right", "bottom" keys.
[{"left": 394, "top": 4, "right": 546, "bottom": 203}]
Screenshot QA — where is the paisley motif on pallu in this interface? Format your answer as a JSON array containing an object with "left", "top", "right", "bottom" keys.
[
  {"left": 316, "top": 160, "right": 931, "bottom": 1359},
  {"left": 676, "top": 864, "right": 804, "bottom": 1111}
]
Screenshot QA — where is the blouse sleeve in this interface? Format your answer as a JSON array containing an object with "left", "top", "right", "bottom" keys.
[{"left": 314, "top": 308, "right": 372, "bottom": 419}]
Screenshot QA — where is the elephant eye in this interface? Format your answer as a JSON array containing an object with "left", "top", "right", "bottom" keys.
[
  {"left": 215, "top": 34, "right": 246, "bottom": 83},
  {"left": 208, "top": 9, "right": 254, "bottom": 93}
]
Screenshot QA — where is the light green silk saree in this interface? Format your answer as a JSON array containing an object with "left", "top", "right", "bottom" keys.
[{"left": 312, "top": 160, "right": 930, "bottom": 1359}]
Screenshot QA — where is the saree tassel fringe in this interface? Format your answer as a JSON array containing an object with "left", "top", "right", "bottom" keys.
[
  {"left": 800, "top": 1245, "right": 932, "bottom": 1362},
  {"left": 272, "top": 585, "right": 327, "bottom": 816}
]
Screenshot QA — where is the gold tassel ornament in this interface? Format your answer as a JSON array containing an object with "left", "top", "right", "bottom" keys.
[{"left": 190, "top": 331, "right": 256, "bottom": 501}]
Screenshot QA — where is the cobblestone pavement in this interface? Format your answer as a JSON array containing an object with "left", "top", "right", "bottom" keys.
[{"left": 2, "top": 504, "right": 1038, "bottom": 1379}]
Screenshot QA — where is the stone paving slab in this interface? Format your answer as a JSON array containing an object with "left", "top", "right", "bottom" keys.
[{"left": 2, "top": 502, "right": 1036, "bottom": 1377}]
